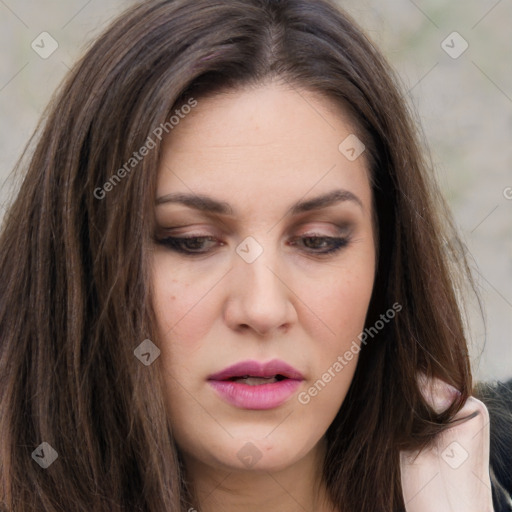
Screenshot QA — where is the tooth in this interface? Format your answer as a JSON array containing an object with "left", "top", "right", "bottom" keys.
[{"left": 235, "top": 376, "right": 278, "bottom": 385}]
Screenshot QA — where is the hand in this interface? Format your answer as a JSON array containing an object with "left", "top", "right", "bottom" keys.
[{"left": 400, "top": 375, "right": 494, "bottom": 512}]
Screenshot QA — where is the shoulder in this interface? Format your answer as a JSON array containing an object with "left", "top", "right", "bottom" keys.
[{"left": 474, "top": 378, "right": 512, "bottom": 511}]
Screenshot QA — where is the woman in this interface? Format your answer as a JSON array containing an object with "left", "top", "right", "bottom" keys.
[{"left": 0, "top": 0, "right": 510, "bottom": 510}]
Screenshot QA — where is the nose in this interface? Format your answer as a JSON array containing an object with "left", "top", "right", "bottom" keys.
[{"left": 222, "top": 243, "right": 297, "bottom": 336}]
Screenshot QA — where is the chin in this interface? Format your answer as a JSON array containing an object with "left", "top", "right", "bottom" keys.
[{"left": 184, "top": 424, "right": 325, "bottom": 474}]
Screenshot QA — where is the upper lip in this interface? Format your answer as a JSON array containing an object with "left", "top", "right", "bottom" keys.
[{"left": 207, "top": 359, "right": 304, "bottom": 381}]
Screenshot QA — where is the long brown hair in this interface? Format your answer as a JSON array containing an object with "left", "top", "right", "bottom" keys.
[{"left": 0, "top": 0, "right": 474, "bottom": 510}]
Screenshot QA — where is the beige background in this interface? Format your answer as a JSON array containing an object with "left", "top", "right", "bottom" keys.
[{"left": 1, "top": 0, "right": 510, "bottom": 382}]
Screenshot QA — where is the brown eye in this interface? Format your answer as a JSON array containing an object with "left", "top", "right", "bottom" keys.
[
  {"left": 289, "top": 236, "right": 350, "bottom": 255},
  {"left": 302, "top": 237, "right": 331, "bottom": 250},
  {"left": 157, "top": 236, "right": 220, "bottom": 254}
]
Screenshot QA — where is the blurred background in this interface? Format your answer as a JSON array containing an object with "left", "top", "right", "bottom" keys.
[{"left": 0, "top": 0, "right": 510, "bottom": 382}]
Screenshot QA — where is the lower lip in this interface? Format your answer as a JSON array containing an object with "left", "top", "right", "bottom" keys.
[{"left": 208, "top": 379, "right": 302, "bottom": 410}]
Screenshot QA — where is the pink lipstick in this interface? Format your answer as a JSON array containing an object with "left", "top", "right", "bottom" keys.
[{"left": 207, "top": 359, "right": 304, "bottom": 410}]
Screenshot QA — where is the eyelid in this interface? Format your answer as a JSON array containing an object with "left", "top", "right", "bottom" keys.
[
  {"left": 293, "top": 220, "right": 353, "bottom": 237},
  {"left": 155, "top": 224, "right": 223, "bottom": 238},
  {"left": 155, "top": 217, "right": 354, "bottom": 238}
]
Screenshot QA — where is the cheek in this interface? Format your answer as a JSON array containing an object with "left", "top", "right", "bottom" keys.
[
  {"left": 151, "top": 256, "right": 220, "bottom": 348},
  {"left": 300, "top": 253, "right": 375, "bottom": 344},
  {"left": 151, "top": 259, "right": 215, "bottom": 417},
  {"left": 294, "top": 271, "right": 371, "bottom": 422}
]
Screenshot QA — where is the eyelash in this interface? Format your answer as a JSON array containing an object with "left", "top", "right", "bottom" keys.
[{"left": 156, "top": 234, "right": 350, "bottom": 256}]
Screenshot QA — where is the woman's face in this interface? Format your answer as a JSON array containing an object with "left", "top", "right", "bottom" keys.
[{"left": 151, "top": 82, "right": 376, "bottom": 473}]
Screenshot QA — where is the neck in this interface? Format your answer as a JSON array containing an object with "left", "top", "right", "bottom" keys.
[{"left": 182, "top": 438, "right": 338, "bottom": 512}]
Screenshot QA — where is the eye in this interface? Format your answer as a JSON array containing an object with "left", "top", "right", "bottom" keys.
[
  {"left": 289, "top": 235, "right": 350, "bottom": 255},
  {"left": 156, "top": 235, "right": 221, "bottom": 254},
  {"left": 155, "top": 233, "right": 351, "bottom": 256}
]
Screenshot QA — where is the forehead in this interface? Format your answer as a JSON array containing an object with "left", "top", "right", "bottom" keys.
[
  {"left": 157, "top": 82, "right": 371, "bottom": 212},
  {"left": 164, "top": 82, "right": 360, "bottom": 152}
]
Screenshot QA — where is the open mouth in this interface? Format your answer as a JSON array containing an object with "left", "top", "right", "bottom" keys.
[
  {"left": 226, "top": 374, "right": 288, "bottom": 385},
  {"left": 207, "top": 360, "right": 303, "bottom": 410}
]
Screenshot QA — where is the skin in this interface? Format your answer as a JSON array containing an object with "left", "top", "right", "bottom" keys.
[{"left": 151, "top": 80, "right": 376, "bottom": 512}]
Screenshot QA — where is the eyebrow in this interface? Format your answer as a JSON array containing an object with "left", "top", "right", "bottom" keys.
[{"left": 155, "top": 189, "right": 363, "bottom": 216}]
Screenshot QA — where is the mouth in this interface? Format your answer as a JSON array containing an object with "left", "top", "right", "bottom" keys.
[
  {"left": 224, "top": 374, "right": 288, "bottom": 385},
  {"left": 207, "top": 359, "right": 304, "bottom": 410},
  {"left": 208, "top": 359, "right": 304, "bottom": 382}
]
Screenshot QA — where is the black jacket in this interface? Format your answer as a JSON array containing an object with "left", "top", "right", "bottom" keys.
[{"left": 475, "top": 378, "right": 512, "bottom": 511}]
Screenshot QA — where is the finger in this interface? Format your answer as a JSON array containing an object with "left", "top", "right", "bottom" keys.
[{"left": 401, "top": 391, "right": 493, "bottom": 511}]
